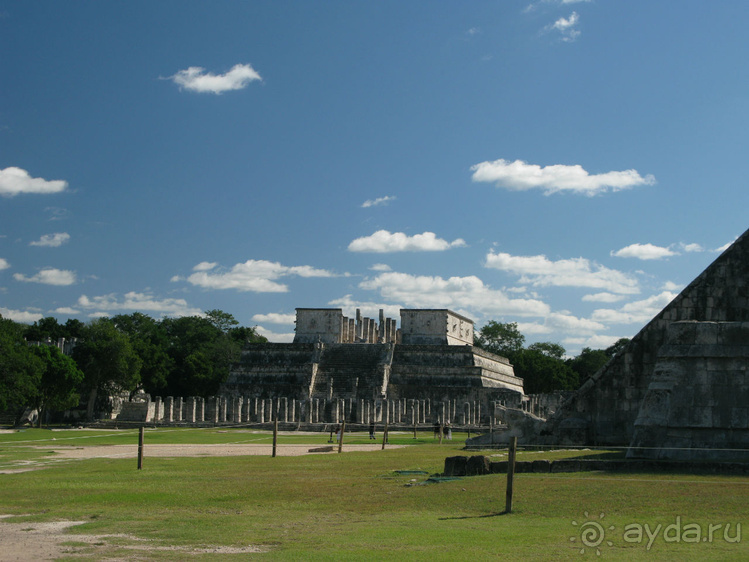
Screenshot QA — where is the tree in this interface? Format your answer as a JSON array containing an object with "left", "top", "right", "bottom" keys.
[
  {"left": 29, "top": 345, "right": 84, "bottom": 425},
  {"left": 73, "top": 318, "right": 141, "bottom": 420},
  {"left": 0, "top": 317, "right": 43, "bottom": 421},
  {"left": 512, "top": 348, "right": 578, "bottom": 394},
  {"left": 605, "top": 338, "right": 630, "bottom": 357},
  {"left": 474, "top": 321, "right": 525, "bottom": 358},
  {"left": 566, "top": 347, "right": 609, "bottom": 385},
  {"left": 112, "top": 313, "right": 173, "bottom": 397},
  {"left": 205, "top": 309, "right": 239, "bottom": 333},
  {"left": 162, "top": 316, "right": 228, "bottom": 397},
  {"left": 528, "top": 341, "right": 566, "bottom": 359}
]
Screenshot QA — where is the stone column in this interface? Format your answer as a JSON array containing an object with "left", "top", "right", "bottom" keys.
[
  {"left": 264, "top": 399, "right": 273, "bottom": 422},
  {"left": 153, "top": 397, "right": 163, "bottom": 422},
  {"left": 196, "top": 397, "right": 205, "bottom": 422},
  {"left": 242, "top": 397, "right": 251, "bottom": 423},
  {"left": 174, "top": 397, "right": 183, "bottom": 422},
  {"left": 164, "top": 396, "right": 174, "bottom": 423},
  {"left": 185, "top": 397, "right": 196, "bottom": 423}
]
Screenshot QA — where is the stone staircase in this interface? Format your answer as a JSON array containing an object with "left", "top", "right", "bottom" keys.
[{"left": 311, "top": 344, "right": 393, "bottom": 401}]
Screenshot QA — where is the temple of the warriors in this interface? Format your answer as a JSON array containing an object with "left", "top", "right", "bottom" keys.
[{"left": 216, "top": 308, "right": 524, "bottom": 425}]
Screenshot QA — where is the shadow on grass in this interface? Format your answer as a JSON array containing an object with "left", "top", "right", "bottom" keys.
[{"left": 438, "top": 510, "right": 513, "bottom": 520}]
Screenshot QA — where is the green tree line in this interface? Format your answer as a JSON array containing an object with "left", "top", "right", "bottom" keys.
[
  {"left": 0, "top": 310, "right": 266, "bottom": 424},
  {"left": 474, "top": 320, "right": 629, "bottom": 394}
]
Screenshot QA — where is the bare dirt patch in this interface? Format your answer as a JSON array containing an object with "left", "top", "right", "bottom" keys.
[{"left": 0, "top": 515, "right": 267, "bottom": 560}]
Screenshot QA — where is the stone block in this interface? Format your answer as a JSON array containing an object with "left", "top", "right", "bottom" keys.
[
  {"left": 443, "top": 456, "right": 467, "bottom": 476},
  {"left": 465, "top": 455, "right": 491, "bottom": 476},
  {"left": 531, "top": 459, "right": 551, "bottom": 473}
]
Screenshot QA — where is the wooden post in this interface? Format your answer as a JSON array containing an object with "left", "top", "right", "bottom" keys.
[
  {"left": 338, "top": 420, "right": 346, "bottom": 454},
  {"left": 272, "top": 419, "right": 278, "bottom": 458},
  {"left": 381, "top": 421, "right": 388, "bottom": 450},
  {"left": 505, "top": 436, "right": 517, "bottom": 514},
  {"left": 137, "top": 426, "right": 144, "bottom": 470}
]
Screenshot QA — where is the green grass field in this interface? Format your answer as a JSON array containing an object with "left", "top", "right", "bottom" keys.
[{"left": 1, "top": 427, "right": 747, "bottom": 560}]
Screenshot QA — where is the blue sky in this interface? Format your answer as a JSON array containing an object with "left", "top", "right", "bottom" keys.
[{"left": 2, "top": 1, "right": 748, "bottom": 355}]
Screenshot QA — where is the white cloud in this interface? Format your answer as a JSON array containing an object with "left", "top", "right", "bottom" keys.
[
  {"left": 0, "top": 307, "right": 43, "bottom": 323},
  {"left": 327, "top": 294, "right": 403, "bottom": 321},
  {"left": 715, "top": 237, "right": 737, "bottom": 253},
  {"left": 53, "top": 307, "right": 80, "bottom": 315},
  {"left": 359, "top": 272, "right": 550, "bottom": 317},
  {"left": 471, "top": 159, "right": 655, "bottom": 196},
  {"left": 0, "top": 167, "right": 68, "bottom": 197},
  {"left": 361, "top": 195, "right": 396, "bottom": 208},
  {"left": 516, "top": 312, "right": 604, "bottom": 339},
  {"left": 348, "top": 230, "right": 467, "bottom": 253},
  {"left": 680, "top": 242, "right": 703, "bottom": 253},
  {"left": 563, "top": 334, "right": 624, "bottom": 351},
  {"left": 591, "top": 291, "right": 678, "bottom": 325},
  {"left": 582, "top": 292, "right": 626, "bottom": 303},
  {"left": 251, "top": 312, "right": 296, "bottom": 325},
  {"left": 254, "top": 325, "right": 295, "bottom": 343},
  {"left": 611, "top": 243, "right": 677, "bottom": 260},
  {"left": 77, "top": 292, "right": 203, "bottom": 317},
  {"left": 14, "top": 268, "right": 76, "bottom": 286},
  {"left": 30, "top": 232, "right": 70, "bottom": 247},
  {"left": 0, "top": 258, "right": 9, "bottom": 270},
  {"left": 170, "top": 63, "right": 262, "bottom": 94},
  {"left": 662, "top": 281, "right": 682, "bottom": 292},
  {"left": 546, "top": 11, "right": 581, "bottom": 42},
  {"left": 370, "top": 263, "right": 392, "bottom": 272},
  {"left": 485, "top": 251, "right": 640, "bottom": 295},
  {"left": 182, "top": 259, "right": 335, "bottom": 293}
]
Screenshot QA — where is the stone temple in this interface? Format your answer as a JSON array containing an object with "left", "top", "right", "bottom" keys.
[
  {"left": 473, "top": 226, "right": 749, "bottom": 461},
  {"left": 220, "top": 308, "right": 524, "bottom": 425}
]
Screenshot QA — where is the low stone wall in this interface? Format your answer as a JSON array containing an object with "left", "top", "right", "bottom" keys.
[{"left": 443, "top": 455, "right": 749, "bottom": 476}]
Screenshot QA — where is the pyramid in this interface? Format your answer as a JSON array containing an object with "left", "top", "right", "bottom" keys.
[{"left": 541, "top": 227, "right": 749, "bottom": 449}]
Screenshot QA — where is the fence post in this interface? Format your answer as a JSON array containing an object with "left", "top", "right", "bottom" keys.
[
  {"left": 505, "top": 436, "right": 517, "bottom": 513},
  {"left": 272, "top": 418, "right": 278, "bottom": 458},
  {"left": 137, "top": 426, "right": 144, "bottom": 470},
  {"left": 338, "top": 420, "right": 346, "bottom": 454}
]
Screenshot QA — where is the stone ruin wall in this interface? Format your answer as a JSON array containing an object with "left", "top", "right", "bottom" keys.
[
  {"left": 294, "top": 308, "right": 399, "bottom": 344},
  {"left": 545, "top": 228, "right": 749, "bottom": 446}
]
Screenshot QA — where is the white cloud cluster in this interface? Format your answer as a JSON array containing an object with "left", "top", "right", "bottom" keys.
[
  {"left": 0, "top": 307, "right": 43, "bottom": 323},
  {"left": 485, "top": 251, "right": 640, "bottom": 294},
  {"left": 546, "top": 12, "right": 581, "bottom": 42},
  {"left": 14, "top": 268, "right": 76, "bottom": 286},
  {"left": 0, "top": 167, "right": 68, "bottom": 197},
  {"left": 359, "top": 272, "right": 550, "bottom": 317},
  {"left": 327, "top": 294, "right": 403, "bottom": 321},
  {"left": 471, "top": 159, "right": 655, "bottom": 196},
  {"left": 250, "top": 312, "right": 296, "bottom": 325},
  {"left": 77, "top": 292, "right": 203, "bottom": 317},
  {"left": 253, "top": 325, "right": 295, "bottom": 343},
  {"left": 348, "top": 231, "right": 466, "bottom": 253},
  {"left": 170, "top": 63, "right": 262, "bottom": 94},
  {"left": 591, "top": 291, "right": 678, "bottom": 325},
  {"left": 0, "top": 258, "right": 9, "bottom": 270},
  {"left": 611, "top": 243, "right": 677, "bottom": 261},
  {"left": 361, "top": 195, "right": 396, "bottom": 208},
  {"left": 180, "top": 259, "right": 335, "bottom": 292},
  {"left": 30, "top": 232, "right": 70, "bottom": 248}
]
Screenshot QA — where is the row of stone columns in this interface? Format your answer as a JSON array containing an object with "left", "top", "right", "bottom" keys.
[{"left": 149, "top": 396, "right": 494, "bottom": 425}]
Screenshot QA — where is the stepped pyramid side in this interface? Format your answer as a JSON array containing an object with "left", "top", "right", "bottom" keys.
[{"left": 543, "top": 227, "right": 749, "bottom": 446}]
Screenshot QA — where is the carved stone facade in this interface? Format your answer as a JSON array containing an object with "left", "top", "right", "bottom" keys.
[{"left": 217, "top": 308, "right": 523, "bottom": 424}]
